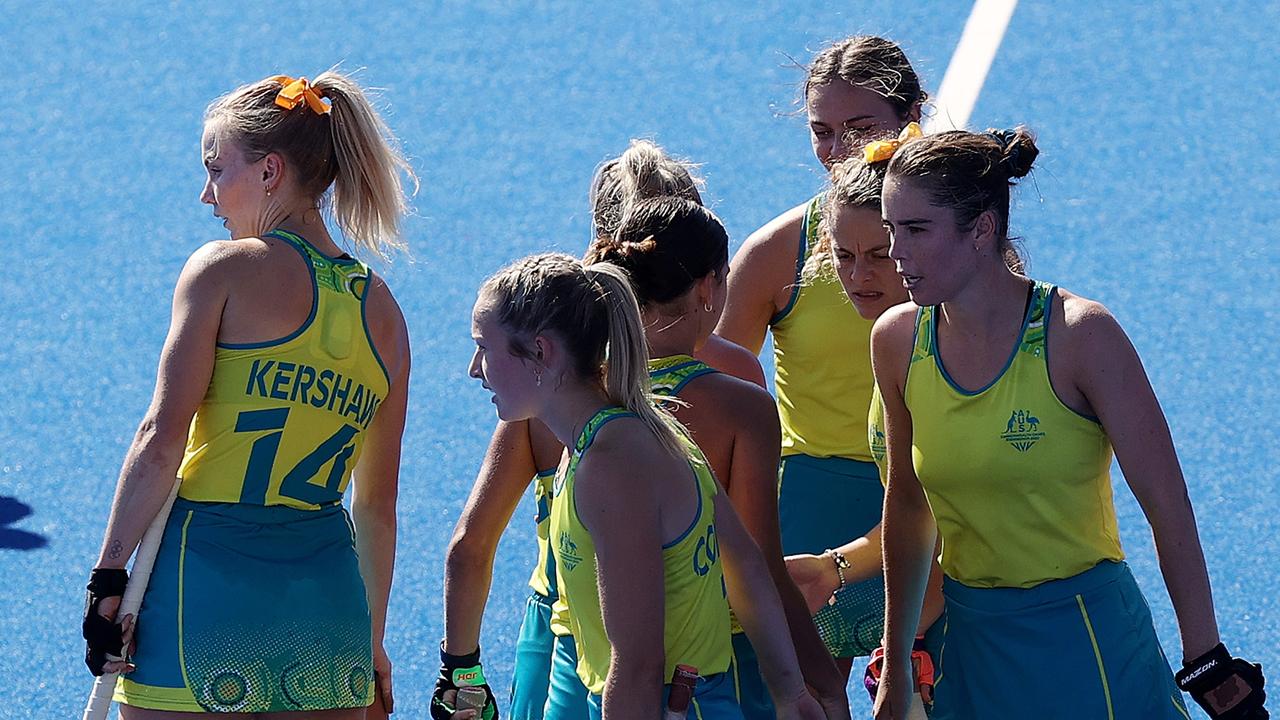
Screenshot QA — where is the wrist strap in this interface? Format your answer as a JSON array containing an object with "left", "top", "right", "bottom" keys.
[
  {"left": 824, "top": 548, "right": 849, "bottom": 593},
  {"left": 87, "top": 568, "right": 128, "bottom": 597},
  {"left": 439, "top": 641, "right": 481, "bottom": 668}
]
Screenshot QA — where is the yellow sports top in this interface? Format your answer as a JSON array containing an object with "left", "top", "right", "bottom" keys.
[
  {"left": 550, "top": 406, "right": 732, "bottom": 694},
  {"left": 545, "top": 356, "right": 725, "bottom": 635},
  {"left": 177, "top": 230, "right": 390, "bottom": 510},
  {"left": 647, "top": 354, "right": 745, "bottom": 635},
  {"left": 904, "top": 281, "right": 1124, "bottom": 588},
  {"left": 527, "top": 467, "right": 560, "bottom": 598},
  {"left": 868, "top": 383, "right": 887, "bottom": 480},
  {"left": 771, "top": 194, "right": 875, "bottom": 461}
]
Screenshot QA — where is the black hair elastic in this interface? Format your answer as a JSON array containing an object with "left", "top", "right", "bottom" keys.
[{"left": 985, "top": 128, "right": 1023, "bottom": 177}]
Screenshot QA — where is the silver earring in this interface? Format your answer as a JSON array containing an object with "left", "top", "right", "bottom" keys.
[
  {"left": 535, "top": 371, "right": 542, "bottom": 387},
  {"left": 703, "top": 302, "right": 713, "bottom": 313}
]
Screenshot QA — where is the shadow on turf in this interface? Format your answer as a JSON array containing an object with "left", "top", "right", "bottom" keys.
[{"left": 0, "top": 496, "right": 48, "bottom": 550}]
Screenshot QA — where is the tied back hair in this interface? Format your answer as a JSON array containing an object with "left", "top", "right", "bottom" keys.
[
  {"left": 480, "top": 253, "right": 686, "bottom": 459},
  {"left": 585, "top": 196, "right": 729, "bottom": 309},
  {"left": 589, "top": 139, "right": 703, "bottom": 242},
  {"left": 888, "top": 127, "right": 1038, "bottom": 273},
  {"left": 205, "top": 70, "right": 417, "bottom": 260}
]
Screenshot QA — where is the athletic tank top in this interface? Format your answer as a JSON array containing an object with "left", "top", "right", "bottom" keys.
[
  {"left": 549, "top": 406, "right": 732, "bottom": 694},
  {"left": 868, "top": 383, "right": 887, "bottom": 480},
  {"left": 648, "top": 355, "right": 747, "bottom": 635},
  {"left": 904, "top": 281, "right": 1124, "bottom": 588},
  {"left": 648, "top": 354, "right": 719, "bottom": 397},
  {"left": 771, "top": 194, "right": 875, "bottom": 461},
  {"left": 177, "top": 230, "right": 390, "bottom": 510},
  {"left": 527, "top": 466, "right": 560, "bottom": 599},
  {"left": 546, "top": 357, "right": 723, "bottom": 635}
]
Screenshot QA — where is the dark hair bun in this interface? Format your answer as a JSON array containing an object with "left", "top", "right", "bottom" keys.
[
  {"left": 591, "top": 197, "right": 728, "bottom": 306},
  {"left": 985, "top": 127, "right": 1039, "bottom": 179}
]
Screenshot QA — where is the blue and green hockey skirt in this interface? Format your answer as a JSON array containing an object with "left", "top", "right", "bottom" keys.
[
  {"left": 931, "top": 560, "right": 1191, "bottom": 720},
  {"left": 115, "top": 498, "right": 374, "bottom": 713}
]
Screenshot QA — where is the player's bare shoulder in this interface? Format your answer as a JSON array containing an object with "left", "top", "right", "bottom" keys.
[
  {"left": 871, "top": 301, "right": 918, "bottom": 349},
  {"left": 575, "top": 416, "right": 681, "bottom": 499},
  {"left": 362, "top": 271, "right": 410, "bottom": 380},
  {"left": 734, "top": 201, "right": 808, "bottom": 271},
  {"left": 685, "top": 371, "right": 776, "bottom": 430},
  {"left": 176, "top": 238, "right": 268, "bottom": 293},
  {"left": 869, "top": 301, "right": 920, "bottom": 390},
  {"left": 1052, "top": 286, "right": 1126, "bottom": 350},
  {"left": 696, "top": 335, "right": 765, "bottom": 387},
  {"left": 1045, "top": 285, "right": 1148, "bottom": 396}
]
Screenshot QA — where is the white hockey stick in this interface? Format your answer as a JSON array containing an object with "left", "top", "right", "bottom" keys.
[{"left": 82, "top": 478, "right": 181, "bottom": 720}]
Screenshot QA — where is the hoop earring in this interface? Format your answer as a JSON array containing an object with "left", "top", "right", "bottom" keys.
[{"left": 703, "top": 302, "right": 713, "bottom": 313}]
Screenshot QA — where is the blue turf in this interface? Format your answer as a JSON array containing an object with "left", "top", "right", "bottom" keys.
[{"left": 1, "top": 2, "right": 1275, "bottom": 718}]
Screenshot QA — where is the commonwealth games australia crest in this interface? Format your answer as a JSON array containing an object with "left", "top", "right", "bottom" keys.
[
  {"left": 1001, "top": 409, "right": 1045, "bottom": 452},
  {"left": 558, "top": 531, "right": 583, "bottom": 571}
]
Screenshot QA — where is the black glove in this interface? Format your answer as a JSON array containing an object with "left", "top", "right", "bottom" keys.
[
  {"left": 82, "top": 568, "right": 129, "bottom": 676},
  {"left": 1176, "top": 642, "right": 1268, "bottom": 719},
  {"left": 430, "top": 643, "right": 498, "bottom": 720}
]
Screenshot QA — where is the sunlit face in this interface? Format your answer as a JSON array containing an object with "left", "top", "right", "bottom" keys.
[
  {"left": 199, "top": 122, "right": 267, "bottom": 239},
  {"left": 469, "top": 298, "right": 542, "bottom": 422},
  {"left": 881, "top": 176, "right": 976, "bottom": 307},
  {"left": 808, "top": 82, "right": 906, "bottom": 170},
  {"left": 830, "top": 205, "right": 907, "bottom": 319}
]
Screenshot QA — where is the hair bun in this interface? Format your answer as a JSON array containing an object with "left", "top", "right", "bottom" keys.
[
  {"left": 985, "top": 127, "right": 1039, "bottom": 179},
  {"left": 584, "top": 232, "right": 622, "bottom": 266}
]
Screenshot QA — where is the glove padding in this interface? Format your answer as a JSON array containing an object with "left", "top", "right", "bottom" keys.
[
  {"left": 430, "top": 643, "right": 498, "bottom": 720},
  {"left": 864, "top": 636, "right": 936, "bottom": 705},
  {"left": 83, "top": 568, "right": 129, "bottom": 676},
  {"left": 1176, "top": 643, "right": 1267, "bottom": 719}
]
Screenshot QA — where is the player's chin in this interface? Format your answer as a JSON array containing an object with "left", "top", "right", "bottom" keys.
[{"left": 493, "top": 401, "right": 533, "bottom": 423}]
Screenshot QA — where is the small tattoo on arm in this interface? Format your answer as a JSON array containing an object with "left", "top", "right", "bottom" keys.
[{"left": 108, "top": 540, "right": 123, "bottom": 560}]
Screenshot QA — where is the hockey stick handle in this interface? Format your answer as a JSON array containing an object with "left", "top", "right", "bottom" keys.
[{"left": 82, "top": 478, "right": 181, "bottom": 720}]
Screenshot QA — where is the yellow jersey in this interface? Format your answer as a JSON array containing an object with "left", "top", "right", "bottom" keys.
[
  {"left": 177, "top": 230, "right": 390, "bottom": 510},
  {"left": 868, "top": 383, "right": 887, "bottom": 479},
  {"left": 549, "top": 406, "right": 732, "bottom": 694},
  {"left": 546, "top": 356, "right": 723, "bottom": 635},
  {"left": 904, "top": 281, "right": 1123, "bottom": 588},
  {"left": 527, "top": 467, "right": 559, "bottom": 598},
  {"left": 771, "top": 194, "right": 875, "bottom": 461},
  {"left": 647, "top": 354, "right": 747, "bottom": 635}
]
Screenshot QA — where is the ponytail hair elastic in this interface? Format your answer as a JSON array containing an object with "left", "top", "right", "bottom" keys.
[
  {"left": 983, "top": 127, "right": 1039, "bottom": 179},
  {"left": 273, "top": 76, "right": 330, "bottom": 115},
  {"left": 863, "top": 122, "right": 923, "bottom": 164}
]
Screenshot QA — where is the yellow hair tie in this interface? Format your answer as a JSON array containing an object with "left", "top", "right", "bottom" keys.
[
  {"left": 863, "top": 122, "right": 922, "bottom": 164},
  {"left": 272, "top": 75, "right": 330, "bottom": 115}
]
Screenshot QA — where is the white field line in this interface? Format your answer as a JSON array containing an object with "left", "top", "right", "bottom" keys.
[{"left": 925, "top": 0, "right": 1020, "bottom": 133}]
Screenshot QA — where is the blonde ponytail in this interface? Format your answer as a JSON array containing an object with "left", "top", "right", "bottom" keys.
[
  {"left": 589, "top": 139, "right": 703, "bottom": 241},
  {"left": 312, "top": 71, "right": 416, "bottom": 260},
  {"left": 206, "top": 70, "right": 415, "bottom": 261},
  {"left": 583, "top": 263, "right": 685, "bottom": 458},
  {"left": 479, "top": 253, "right": 686, "bottom": 459}
]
